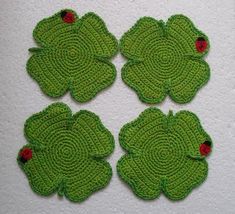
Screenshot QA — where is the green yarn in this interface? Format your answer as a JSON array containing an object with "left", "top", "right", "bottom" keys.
[
  {"left": 117, "top": 108, "right": 212, "bottom": 200},
  {"left": 120, "top": 15, "right": 210, "bottom": 104},
  {"left": 17, "top": 103, "right": 114, "bottom": 202},
  {"left": 27, "top": 9, "right": 118, "bottom": 102}
]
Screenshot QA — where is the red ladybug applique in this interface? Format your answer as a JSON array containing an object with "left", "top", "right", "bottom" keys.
[
  {"left": 61, "top": 11, "right": 75, "bottom": 24},
  {"left": 195, "top": 37, "right": 207, "bottom": 53},
  {"left": 20, "top": 148, "right": 33, "bottom": 163},
  {"left": 199, "top": 141, "right": 211, "bottom": 156}
]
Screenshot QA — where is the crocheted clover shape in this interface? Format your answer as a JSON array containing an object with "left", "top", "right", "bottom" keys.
[
  {"left": 17, "top": 103, "right": 114, "bottom": 202},
  {"left": 120, "top": 15, "right": 210, "bottom": 104},
  {"left": 27, "top": 9, "right": 118, "bottom": 102},
  {"left": 117, "top": 108, "right": 212, "bottom": 200}
]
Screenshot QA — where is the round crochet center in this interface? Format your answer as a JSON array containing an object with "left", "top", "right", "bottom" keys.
[
  {"left": 146, "top": 139, "right": 186, "bottom": 173},
  {"left": 46, "top": 131, "right": 88, "bottom": 173},
  {"left": 146, "top": 39, "right": 185, "bottom": 78}
]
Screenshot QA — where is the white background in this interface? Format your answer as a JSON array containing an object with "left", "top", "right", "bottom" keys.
[{"left": 0, "top": 0, "right": 235, "bottom": 213}]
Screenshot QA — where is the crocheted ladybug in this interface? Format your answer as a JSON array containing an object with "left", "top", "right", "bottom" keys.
[
  {"left": 61, "top": 11, "right": 75, "bottom": 23},
  {"left": 19, "top": 148, "right": 33, "bottom": 163},
  {"left": 199, "top": 141, "right": 211, "bottom": 156},
  {"left": 195, "top": 37, "right": 207, "bottom": 52}
]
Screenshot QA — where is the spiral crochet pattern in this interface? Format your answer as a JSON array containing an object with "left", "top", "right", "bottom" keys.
[
  {"left": 120, "top": 15, "right": 210, "bottom": 104},
  {"left": 17, "top": 103, "right": 114, "bottom": 202},
  {"left": 27, "top": 9, "right": 118, "bottom": 102},
  {"left": 117, "top": 108, "right": 212, "bottom": 200}
]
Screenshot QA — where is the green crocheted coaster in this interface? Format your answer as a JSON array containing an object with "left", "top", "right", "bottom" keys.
[
  {"left": 120, "top": 15, "right": 210, "bottom": 104},
  {"left": 117, "top": 108, "right": 212, "bottom": 200},
  {"left": 17, "top": 103, "right": 114, "bottom": 202},
  {"left": 27, "top": 9, "right": 118, "bottom": 102}
]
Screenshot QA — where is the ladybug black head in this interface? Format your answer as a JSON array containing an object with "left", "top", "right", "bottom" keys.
[
  {"left": 60, "top": 11, "right": 68, "bottom": 18},
  {"left": 203, "top": 140, "right": 211, "bottom": 147},
  {"left": 197, "top": 37, "right": 206, "bottom": 42}
]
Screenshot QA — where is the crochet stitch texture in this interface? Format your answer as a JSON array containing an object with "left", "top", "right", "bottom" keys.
[
  {"left": 120, "top": 15, "right": 210, "bottom": 104},
  {"left": 17, "top": 103, "right": 114, "bottom": 202},
  {"left": 27, "top": 9, "right": 118, "bottom": 102},
  {"left": 117, "top": 108, "right": 212, "bottom": 200}
]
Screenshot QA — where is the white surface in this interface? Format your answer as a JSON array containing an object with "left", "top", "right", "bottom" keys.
[{"left": 0, "top": 0, "right": 235, "bottom": 213}]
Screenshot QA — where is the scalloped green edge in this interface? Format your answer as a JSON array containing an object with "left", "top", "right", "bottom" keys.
[
  {"left": 17, "top": 102, "right": 115, "bottom": 202},
  {"left": 117, "top": 107, "right": 212, "bottom": 201},
  {"left": 27, "top": 9, "right": 118, "bottom": 103},
  {"left": 120, "top": 15, "right": 210, "bottom": 104}
]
